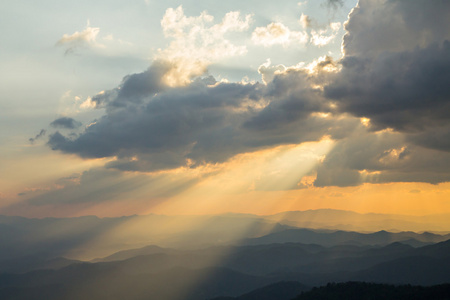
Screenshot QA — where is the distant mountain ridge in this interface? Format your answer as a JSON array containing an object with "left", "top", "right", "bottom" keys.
[
  {"left": 91, "top": 245, "right": 175, "bottom": 263},
  {"left": 264, "top": 209, "right": 450, "bottom": 232},
  {"left": 0, "top": 209, "right": 449, "bottom": 267},
  {"left": 242, "top": 228, "right": 450, "bottom": 248}
]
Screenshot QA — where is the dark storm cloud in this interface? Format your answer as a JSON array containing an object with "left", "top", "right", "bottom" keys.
[
  {"left": 89, "top": 61, "right": 170, "bottom": 109},
  {"left": 323, "top": 0, "right": 450, "bottom": 153},
  {"left": 306, "top": 0, "right": 450, "bottom": 187},
  {"left": 326, "top": 41, "right": 450, "bottom": 133},
  {"left": 29, "top": 129, "right": 46, "bottom": 144},
  {"left": 50, "top": 117, "right": 82, "bottom": 129},
  {"left": 407, "top": 125, "right": 450, "bottom": 152},
  {"left": 49, "top": 67, "right": 264, "bottom": 170},
  {"left": 48, "top": 60, "right": 346, "bottom": 172},
  {"left": 242, "top": 58, "right": 352, "bottom": 142},
  {"left": 342, "top": 0, "right": 450, "bottom": 57},
  {"left": 243, "top": 69, "right": 329, "bottom": 131}
]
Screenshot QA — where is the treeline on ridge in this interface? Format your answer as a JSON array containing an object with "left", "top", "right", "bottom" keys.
[{"left": 293, "top": 282, "right": 450, "bottom": 300}]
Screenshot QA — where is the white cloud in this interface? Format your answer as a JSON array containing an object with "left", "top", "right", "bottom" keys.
[
  {"left": 258, "top": 59, "right": 286, "bottom": 84},
  {"left": 310, "top": 22, "right": 341, "bottom": 47},
  {"left": 158, "top": 6, "right": 252, "bottom": 86},
  {"left": 300, "top": 13, "right": 311, "bottom": 29},
  {"left": 57, "top": 22, "right": 136, "bottom": 57},
  {"left": 80, "top": 96, "right": 97, "bottom": 109},
  {"left": 252, "top": 22, "right": 308, "bottom": 47},
  {"left": 57, "top": 21, "right": 102, "bottom": 54}
]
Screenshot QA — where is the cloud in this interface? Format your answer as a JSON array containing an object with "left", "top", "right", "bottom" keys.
[
  {"left": 48, "top": 62, "right": 263, "bottom": 170},
  {"left": 327, "top": 41, "right": 450, "bottom": 133},
  {"left": 243, "top": 65, "right": 337, "bottom": 132},
  {"left": 158, "top": 6, "right": 252, "bottom": 86},
  {"left": 257, "top": 59, "right": 286, "bottom": 84},
  {"left": 56, "top": 21, "right": 102, "bottom": 54},
  {"left": 300, "top": 14, "right": 312, "bottom": 29},
  {"left": 29, "top": 129, "right": 46, "bottom": 144},
  {"left": 313, "top": 126, "right": 450, "bottom": 187},
  {"left": 252, "top": 22, "right": 308, "bottom": 47},
  {"left": 47, "top": 58, "right": 350, "bottom": 172},
  {"left": 50, "top": 117, "right": 82, "bottom": 129},
  {"left": 310, "top": 22, "right": 341, "bottom": 47},
  {"left": 325, "top": 0, "right": 344, "bottom": 9},
  {"left": 44, "top": 1, "right": 450, "bottom": 189},
  {"left": 408, "top": 125, "right": 450, "bottom": 152},
  {"left": 252, "top": 18, "right": 341, "bottom": 48},
  {"left": 292, "top": 1, "right": 450, "bottom": 190},
  {"left": 342, "top": 0, "right": 450, "bottom": 57},
  {"left": 325, "top": 0, "right": 450, "bottom": 153}
]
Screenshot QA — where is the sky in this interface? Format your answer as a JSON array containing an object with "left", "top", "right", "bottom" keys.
[{"left": 1, "top": 0, "right": 450, "bottom": 218}]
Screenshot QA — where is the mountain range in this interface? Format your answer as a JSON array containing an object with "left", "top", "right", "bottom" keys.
[
  {"left": 1, "top": 209, "right": 449, "bottom": 299},
  {"left": 1, "top": 209, "right": 449, "bottom": 262},
  {"left": 0, "top": 235, "right": 449, "bottom": 299}
]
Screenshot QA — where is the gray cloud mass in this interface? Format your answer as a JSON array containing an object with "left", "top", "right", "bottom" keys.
[
  {"left": 314, "top": 127, "right": 450, "bottom": 187},
  {"left": 313, "top": 0, "right": 450, "bottom": 185},
  {"left": 50, "top": 117, "right": 82, "bottom": 129},
  {"left": 326, "top": 0, "right": 450, "bottom": 154},
  {"left": 326, "top": 41, "right": 450, "bottom": 134},
  {"left": 48, "top": 61, "right": 348, "bottom": 172},
  {"left": 46, "top": 0, "right": 450, "bottom": 187},
  {"left": 29, "top": 129, "right": 46, "bottom": 144}
]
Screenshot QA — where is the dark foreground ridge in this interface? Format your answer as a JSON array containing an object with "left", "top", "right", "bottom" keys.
[
  {"left": 210, "top": 281, "right": 310, "bottom": 300},
  {"left": 293, "top": 282, "right": 450, "bottom": 300}
]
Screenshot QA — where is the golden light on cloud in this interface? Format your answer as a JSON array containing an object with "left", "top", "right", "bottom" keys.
[
  {"left": 251, "top": 22, "right": 308, "bottom": 47},
  {"left": 360, "top": 117, "right": 370, "bottom": 127},
  {"left": 304, "top": 55, "right": 339, "bottom": 75},
  {"left": 358, "top": 169, "right": 381, "bottom": 183}
]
